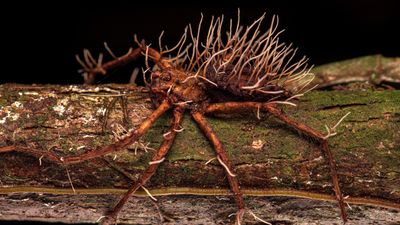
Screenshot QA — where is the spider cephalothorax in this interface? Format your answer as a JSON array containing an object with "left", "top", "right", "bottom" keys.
[{"left": 1, "top": 10, "right": 349, "bottom": 225}]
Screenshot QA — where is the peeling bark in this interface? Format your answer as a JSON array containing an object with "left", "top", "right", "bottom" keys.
[{"left": 0, "top": 55, "right": 400, "bottom": 224}]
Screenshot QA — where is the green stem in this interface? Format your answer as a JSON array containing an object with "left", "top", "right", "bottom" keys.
[{"left": 1, "top": 186, "right": 398, "bottom": 210}]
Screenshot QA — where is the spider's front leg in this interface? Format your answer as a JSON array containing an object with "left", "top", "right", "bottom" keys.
[
  {"left": 191, "top": 111, "right": 245, "bottom": 224},
  {"left": 76, "top": 42, "right": 172, "bottom": 84},
  {"left": 77, "top": 47, "right": 142, "bottom": 84},
  {"left": 100, "top": 106, "right": 184, "bottom": 225},
  {"left": 0, "top": 100, "right": 171, "bottom": 164},
  {"left": 205, "top": 102, "right": 348, "bottom": 223}
]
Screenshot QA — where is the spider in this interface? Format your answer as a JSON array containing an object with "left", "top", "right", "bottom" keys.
[{"left": 2, "top": 10, "right": 348, "bottom": 224}]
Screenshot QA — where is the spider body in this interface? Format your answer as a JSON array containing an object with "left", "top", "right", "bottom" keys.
[
  {"left": 1, "top": 10, "right": 349, "bottom": 225},
  {"left": 149, "top": 69, "right": 208, "bottom": 105},
  {"left": 149, "top": 65, "right": 292, "bottom": 110}
]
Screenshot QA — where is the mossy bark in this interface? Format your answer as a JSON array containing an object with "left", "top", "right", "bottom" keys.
[
  {"left": 0, "top": 55, "right": 399, "bottom": 224},
  {"left": 311, "top": 54, "right": 400, "bottom": 89}
]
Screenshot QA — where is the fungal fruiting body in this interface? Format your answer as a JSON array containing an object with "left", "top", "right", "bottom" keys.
[
  {"left": 169, "top": 12, "right": 314, "bottom": 103},
  {"left": 6, "top": 10, "right": 347, "bottom": 225}
]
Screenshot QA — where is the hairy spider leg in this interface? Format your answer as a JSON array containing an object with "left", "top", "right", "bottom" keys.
[
  {"left": 0, "top": 100, "right": 171, "bottom": 164},
  {"left": 191, "top": 111, "right": 245, "bottom": 224},
  {"left": 204, "top": 101, "right": 348, "bottom": 223},
  {"left": 100, "top": 107, "right": 184, "bottom": 225}
]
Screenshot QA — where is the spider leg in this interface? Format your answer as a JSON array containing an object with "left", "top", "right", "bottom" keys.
[
  {"left": 79, "top": 47, "right": 141, "bottom": 84},
  {"left": 205, "top": 101, "right": 348, "bottom": 223},
  {"left": 263, "top": 103, "right": 347, "bottom": 223},
  {"left": 78, "top": 45, "right": 172, "bottom": 84},
  {"left": 0, "top": 99, "right": 171, "bottom": 165},
  {"left": 100, "top": 106, "right": 184, "bottom": 225},
  {"left": 191, "top": 111, "right": 245, "bottom": 224}
]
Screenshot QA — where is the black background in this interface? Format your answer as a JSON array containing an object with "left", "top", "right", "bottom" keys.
[{"left": 1, "top": 0, "right": 399, "bottom": 85}]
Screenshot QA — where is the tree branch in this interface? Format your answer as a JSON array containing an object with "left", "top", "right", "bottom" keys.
[{"left": 0, "top": 82, "right": 399, "bottom": 224}]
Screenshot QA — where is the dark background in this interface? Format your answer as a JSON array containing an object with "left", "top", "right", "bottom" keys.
[{"left": 1, "top": 0, "right": 399, "bottom": 85}]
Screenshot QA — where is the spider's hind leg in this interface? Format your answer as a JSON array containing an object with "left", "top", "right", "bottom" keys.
[
  {"left": 263, "top": 103, "right": 348, "bottom": 223},
  {"left": 204, "top": 101, "right": 348, "bottom": 223}
]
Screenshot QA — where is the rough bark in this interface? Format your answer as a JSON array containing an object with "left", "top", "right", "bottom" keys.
[
  {"left": 311, "top": 54, "right": 400, "bottom": 89},
  {"left": 0, "top": 55, "right": 400, "bottom": 224}
]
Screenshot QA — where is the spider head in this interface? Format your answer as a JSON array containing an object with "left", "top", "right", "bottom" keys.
[
  {"left": 149, "top": 70, "right": 174, "bottom": 91},
  {"left": 149, "top": 68, "right": 207, "bottom": 104}
]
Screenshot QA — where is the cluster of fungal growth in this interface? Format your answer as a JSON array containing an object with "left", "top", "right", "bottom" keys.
[
  {"left": 77, "top": 10, "right": 315, "bottom": 105},
  {"left": 159, "top": 10, "right": 315, "bottom": 102}
]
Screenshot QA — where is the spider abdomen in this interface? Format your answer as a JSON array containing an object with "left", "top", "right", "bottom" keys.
[
  {"left": 170, "top": 12, "right": 314, "bottom": 103},
  {"left": 205, "top": 63, "right": 289, "bottom": 101}
]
